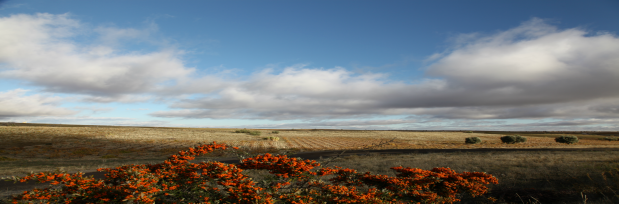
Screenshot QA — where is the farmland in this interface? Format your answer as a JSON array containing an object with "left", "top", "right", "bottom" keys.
[
  {"left": 1, "top": 123, "right": 619, "bottom": 203},
  {"left": 1, "top": 124, "right": 619, "bottom": 175},
  {"left": 2, "top": 125, "right": 618, "bottom": 161}
]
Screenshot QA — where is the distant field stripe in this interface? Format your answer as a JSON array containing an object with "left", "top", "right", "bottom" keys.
[
  {"left": 304, "top": 138, "right": 330, "bottom": 149},
  {"left": 250, "top": 141, "right": 260, "bottom": 150},
  {"left": 272, "top": 141, "right": 287, "bottom": 149},
  {"left": 259, "top": 141, "right": 270, "bottom": 149},
  {"left": 296, "top": 138, "right": 323, "bottom": 149},
  {"left": 282, "top": 137, "right": 302, "bottom": 149}
]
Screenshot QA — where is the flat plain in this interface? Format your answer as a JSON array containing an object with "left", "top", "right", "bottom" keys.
[{"left": 1, "top": 123, "right": 619, "bottom": 203}]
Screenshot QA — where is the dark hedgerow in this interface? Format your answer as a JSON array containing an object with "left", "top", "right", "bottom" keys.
[
  {"left": 465, "top": 137, "right": 482, "bottom": 144},
  {"left": 555, "top": 135, "right": 579, "bottom": 144},
  {"left": 500, "top": 135, "right": 527, "bottom": 144}
]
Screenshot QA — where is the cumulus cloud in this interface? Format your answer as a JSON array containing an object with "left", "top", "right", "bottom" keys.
[
  {"left": 1, "top": 14, "right": 617, "bottom": 129},
  {"left": 152, "top": 18, "right": 619, "bottom": 124},
  {"left": 0, "top": 13, "right": 195, "bottom": 98},
  {"left": 404, "top": 98, "right": 619, "bottom": 119},
  {"left": 426, "top": 18, "right": 619, "bottom": 105},
  {"left": 151, "top": 65, "right": 422, "bottom": 120},
  {"left": 0, "top": 89, "right": 77, "bottom": 118},
  {"left": 82, "top": 95, "right": 152, "bottom": 103}
]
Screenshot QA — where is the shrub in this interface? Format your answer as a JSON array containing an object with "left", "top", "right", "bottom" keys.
[
  {"left": 555, "top": 135, "right": 579, "bottom": 144},
  {"left": 5, "top": 142, "right": 499, "bottom": 204},
  {"left": 271, "top": 130, "right": 280, "bottom": 134},
  {"left": 263, "top": 136, "right": 280, "bottom": 141},
  {"left": 465, "top": 137, "right": 482, "bottom": 144},
  {"left": 248, "top": 130, "right": 261, "bottom": 136},
  {"left": 515, "top": 135, "right": 527, "bottom": 143},
  {"left": 604, "top": 137, "right": 619, "bottom": 141},
  {"left": 500, "top": 135, "right": 527, "bottom": 144}
]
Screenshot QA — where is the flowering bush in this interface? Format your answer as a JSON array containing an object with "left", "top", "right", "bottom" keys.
[{"left": 5, "top": 142, "right": 498, "bottom": 203}]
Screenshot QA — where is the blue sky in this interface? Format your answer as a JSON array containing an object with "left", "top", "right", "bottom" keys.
[{"left": 0, "top": 0, "right": 618, "bottom": 130}]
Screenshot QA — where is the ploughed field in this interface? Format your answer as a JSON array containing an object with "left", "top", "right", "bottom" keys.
[{"left": 1, "top": 125, "right": 619, "bottom": 162}]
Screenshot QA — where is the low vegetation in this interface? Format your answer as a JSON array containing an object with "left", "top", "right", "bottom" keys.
[
  {"left": 604, "top": 137, "right": 618, "bottom": 141},
  {"left": 465, "top": 137, "right": 482, "bottom": 144},
  {"left": 4, "top": 143, "right": 501, "bottom": 203},
  {"left": 263, "top": 136, "right": 280, "bottom": 141},
  {"left": 556, "top": 135, "right": 580, "bottom": 144},
  {"left": 234, "top": 129, "right": 262, "bottom": 136},
  {"left": 500, "top": 135, "right": 527, "bottom": 144}
]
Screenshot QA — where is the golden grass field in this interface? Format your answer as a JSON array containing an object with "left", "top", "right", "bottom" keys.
[
  {"left": 2, "top": 126, "right": 618, "bottom": 161},
  {"left": 1, "top": 125, "right": 619, "bottom": 165},
  {"left": 2, "top": 124, "right": 619, "bottom": 203}
]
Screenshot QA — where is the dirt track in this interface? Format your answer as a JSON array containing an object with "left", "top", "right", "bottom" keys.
[{"left": 2, "top": 147, "right": 619, "bottom": 200}]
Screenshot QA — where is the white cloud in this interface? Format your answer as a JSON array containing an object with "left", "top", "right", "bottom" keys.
[
  {"left": 247, "top": 119, "right": 418, "bottom": 129},
  {"left": 427, "top": 18, "right": 619, "bottom": 104},
  {"left": 0, "top": 13, "right": 195, "bottom": 97},
  {"left": 405, "top": 98, "right": 619, "bottom": 119},
  {"left": 10, "top": 115, "right": 184, "bottom": 128},
  {"left": 1, "top": 14, "right": 617, "bottom": 129},
  {"left": 151, "top": 65, "right": 419, "bottom": 120},
  {"left": 82, "top": 95, "right": 152, "bottom": 103},
  {"left": 0, "top": 89, "right": 77, "bottom": 118},
  {"left": 153, "top": 18, "right": 619, "bottom": 124}
]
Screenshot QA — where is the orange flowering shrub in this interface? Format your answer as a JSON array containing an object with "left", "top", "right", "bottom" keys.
[{"left": 6, "top": 142, "right": 498, "bottom": 203}]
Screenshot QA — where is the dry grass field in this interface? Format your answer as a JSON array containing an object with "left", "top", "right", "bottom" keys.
[
  {"left": 1, "top": 125, "right": 618, "bottom": 176},
  {"left": 1, "top": 124, "right": 619, "bottom": 203}
]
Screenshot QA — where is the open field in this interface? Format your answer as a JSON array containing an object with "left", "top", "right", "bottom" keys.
[
  {"left": 1, "top": 124, "right": 619, "bottom": 176},
  {"left": 2, "top": 124, "right": 618, "bottom": 156},
  {"left": 1, "top": 123, "right": 619, "bottom": 203}
]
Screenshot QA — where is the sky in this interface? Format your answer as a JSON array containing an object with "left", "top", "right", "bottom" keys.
[{"left": 0, "top": 0, "right": 618, "bottom": 131}]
